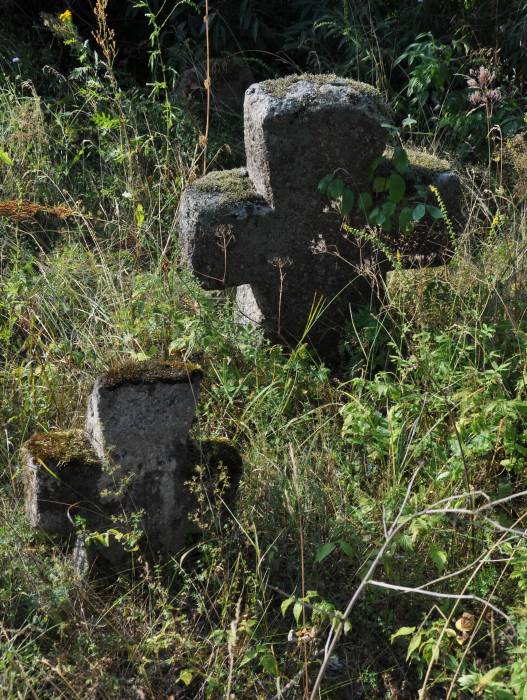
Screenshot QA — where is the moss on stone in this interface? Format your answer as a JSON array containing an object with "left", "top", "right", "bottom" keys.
[
  {"left": 383, "top": 146, "right": 453, "bottom": 174},
  {"left": 405, "top": 148, "right": 453, "bottom": 174},
  {"left": 262, "top": 73, "right": 380, "bottom": 98},
  {"left": 192, "top": 168, "right": 266, "bottom": 205},
  {"left": 101, "top": 359, "right": 203, "bottom": 389},
  {"left": 24, "top": 429, "right": 99, "bottom": 468}
]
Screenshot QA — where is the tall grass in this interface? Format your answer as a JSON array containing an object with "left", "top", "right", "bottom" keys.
[{"left": 2, "top": 5, "right": 527, "bottom": 699}]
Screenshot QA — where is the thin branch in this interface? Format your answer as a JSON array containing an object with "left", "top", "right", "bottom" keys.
[
  {"left": 367, "top": 580, "right": 510, "bottom": 622},
  {"left": 309, "top": 486, "right": 527, "bottom": 699}
]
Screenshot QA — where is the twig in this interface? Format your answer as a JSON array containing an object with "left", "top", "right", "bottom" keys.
[
  {"left": 367, "top": 580, "right": 510, "bottom": 622},
  {"left": 309, "top": 486, "right": 527, "bottom": 699}
]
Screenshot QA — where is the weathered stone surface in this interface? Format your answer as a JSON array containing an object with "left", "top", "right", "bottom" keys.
[
  {"left": 22, "top": 360, "right": 242, "bottom": 570},
  {"left": 178, "top": 74, "right": 463, "bottom": 357},
  {"left": 85, "top": 360, "right": 203, "bottom": 555},
  {"left": 23, "top": 430, "right": 101, "bottom": 536}
]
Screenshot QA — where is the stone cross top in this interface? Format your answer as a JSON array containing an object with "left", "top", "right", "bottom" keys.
[
  {"left": 179, "top": 74, "right": 461, "bottom": 357},
  {"left": 23, "top": 360, "right": 241, "bottom": 569}
]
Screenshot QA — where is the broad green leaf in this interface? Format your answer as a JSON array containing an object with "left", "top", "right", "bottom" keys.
[
  {"left": 260, "top": 653, "right": 280, "bottom": 677},
  {"left": 388, "top": 172, "right": 406, "bottom": 202},
  {"left": 340, "top": 188, "right": 355, "bottom": 216},
  {"left": 373, "top": 176, "right": 387, "bottom": 193},
  {"left": 368, "top": 156, "right": 384, "bottom": 179},
  {"left": 0, "top": 149, "right": 13, "bottom": 166},
  {"left": 493, "top": 690, "right": 515, "bottom": 700},
  {"left": 280, "top": 596, "right": 295, "bottom": 617},
  {"left": 318, "top": 173, "right": 334, "bottom": 195},
  {"left": 475, "top": 667, "right": 506, "bottom": 693},
  {"left": 293, "top": 601, "right": 303, "bottom": 623},
  {"left": 406, "top": 632, "right": 422, "bottom": 660},
  {"left": 399, "top": 207, "right": 413, "bottom": 232},
  {"left": 327, "top": 177, "right": 345, "bottom": 199},
  {"left": 358, "top": 191, "right": 373, "bottom": 213},
  {"left": 392, "top": 146, "right": 409, "bottom": 174},
  {"left": 426, "top": 204, "right": 444, "bottom": 219},
  {"left": 412, "top": 203, "right": 426, "bottom": 221},
  {"left": 209, "top": 629, "right": 226, "bottom": 642},
  {"left": 368, "top": 207, "right": 386, "bottom": 226},
  {"left": 239, "top": 650, "right": 258, "bottom": 667},
  {"left": 339, "top": 540, "right": 354, "bottom": 558},
  {"left": 315, "top": 541, "right": 336, "bottom": 563},
  {"left": 382, "top": 201, "right": 396, "bottom": 217},
  {"left": 390, "top": 626, "right": 416, "bottom": 643},
  {"left": 178, "top": 669, "right": 194, "bottom": 686},
  {"left": 429, "top": 546, "right": 447, "bottom": 572},
  {"left": 459, "top": 673, "right": 482, "bottom": 689}
]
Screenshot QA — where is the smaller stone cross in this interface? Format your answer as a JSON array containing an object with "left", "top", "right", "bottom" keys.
[
  {"left": 23, "top": 360, "right": 241, "bottom": 570},
  {"left": 179, "top": 74, "right": 462, "bottom": 358}
]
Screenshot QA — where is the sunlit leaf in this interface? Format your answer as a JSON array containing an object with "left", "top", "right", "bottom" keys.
[
  {"left": 178, "top": 669, "right": 193, "bottom": 686},
  {"left": 390, "top": 626, "right": 416, "bottom": 643},
  {"left": 406, "top": 632, "right": 422, "bottom": 660},
  {"left": 293, "top": 601, "right": 303, "bottom": 623},
  {"left": 281, "top": 596, "right": 295, "bottom": 617},
  {"left": 0, "top": 149, "right": 13, "bottom": 166}
]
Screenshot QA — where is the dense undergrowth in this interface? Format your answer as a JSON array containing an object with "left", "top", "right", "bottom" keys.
[{"left": 2, "top": 2, "right": 527, "bottom": 698}]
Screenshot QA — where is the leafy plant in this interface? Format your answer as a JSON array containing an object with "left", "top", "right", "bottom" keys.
[{"left": 318, "top": 146, "right": 444, "bottom": 234}]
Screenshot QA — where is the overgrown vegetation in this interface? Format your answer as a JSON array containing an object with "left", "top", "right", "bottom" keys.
[{"left": 1, "top": 1, "right": 527, "bottom": 698}]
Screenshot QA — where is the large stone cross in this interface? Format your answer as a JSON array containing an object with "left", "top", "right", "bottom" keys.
[
  {"left": 179, "top": 74, "right": 461, "bottom": 357},
  {"left": 23, "top": 360, "right": 241, "bottom": 570}
]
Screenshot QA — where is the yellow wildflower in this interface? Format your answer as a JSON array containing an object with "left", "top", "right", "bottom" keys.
[{"left": 58, "top": 9, "right": 72, "bottom": 23}]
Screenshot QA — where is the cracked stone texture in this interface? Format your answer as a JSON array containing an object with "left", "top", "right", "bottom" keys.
[{"left": 179, "top": 74, "right": 462, "bottom": 357}]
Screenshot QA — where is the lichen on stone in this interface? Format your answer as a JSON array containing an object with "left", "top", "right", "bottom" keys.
[
  {"left": 24, "top": 429, "right": 99, "bottom": 468},
  {"left": 260, "top": 73, "right": 391, "bottom": 123},
  {"left": 192, "top": 168, "right": 266, "bottom": 205},
  {"left": 101, "top": 359, "right": 203, "bottom": 389},
  {"left": 261, "top": 72, "right": 379, "bottom": 99}
]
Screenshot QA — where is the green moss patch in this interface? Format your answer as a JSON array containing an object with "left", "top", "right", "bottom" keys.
[
  {"left": 101, "top": 359, "right": 203, "bottom": 389},
  {"left": 24, "top": 429, "right": 99, "bottom": 468},
  {"left": 404, "top": 148, "right": 453, "bottom": 174},
  {"left": 192, "top": 168, "right": 266, "bottom": 205}
]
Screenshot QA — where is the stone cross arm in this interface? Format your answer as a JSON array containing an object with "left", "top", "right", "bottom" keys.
[{"left": 178, "top": 74, "right": 463, "bottom": 353}]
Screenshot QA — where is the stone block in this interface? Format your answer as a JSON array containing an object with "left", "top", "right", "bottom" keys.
[{"left": 178, "top": 73, "right": 463, "bottom": 358}]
